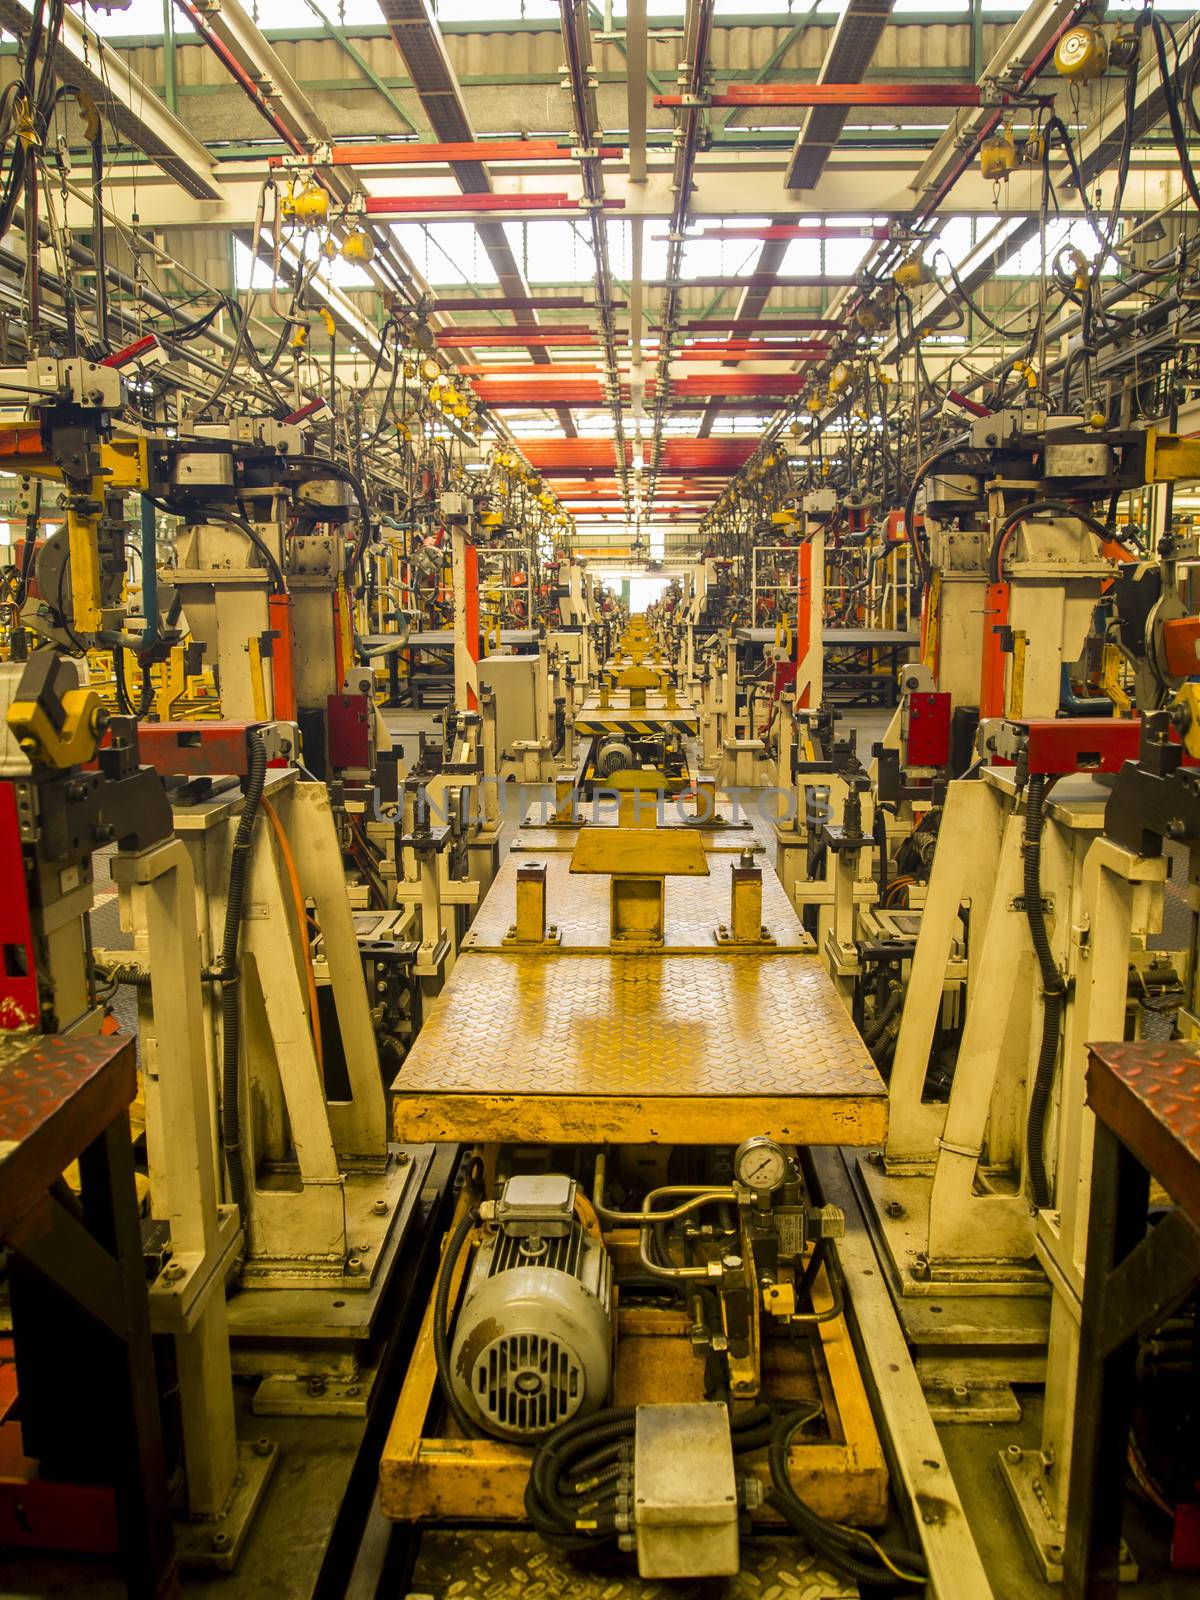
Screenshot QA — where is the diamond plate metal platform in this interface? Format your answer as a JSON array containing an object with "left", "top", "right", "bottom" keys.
[
  {"left": 405, "top": 1528, "right": 857, "bottom": 1598},
  {"left": 463, "top": 851, "right": 814, "bottom": 953},
  {"left": 1086, "top": 1039, "right": 1200, "bottom": 1226},
  {"left": 391, "top": 952, "right": 886, "bottom": 1146}
]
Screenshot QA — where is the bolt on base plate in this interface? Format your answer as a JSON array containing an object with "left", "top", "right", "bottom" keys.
[
  {"left": 997, "top": 1445, "right": 1137, "bottom": 1584},
  {"left": 174, "top": 1438, "right": 277, "bottom": 1573}
]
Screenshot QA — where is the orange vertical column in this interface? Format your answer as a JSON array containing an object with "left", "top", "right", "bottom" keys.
[
  {"left": 463, "top": 541, "right": 480, "bottom": 711},
  {"left": 796, "top": 541, "right": 813, "bottom": 707}
]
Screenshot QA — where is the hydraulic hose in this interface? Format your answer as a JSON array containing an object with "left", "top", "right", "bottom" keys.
[
  {"left": 902, "top": 435, "right": 971, "bottom": 587},
  {"left": 526, "top": 1405, "right": 635, "bottom": 1547},
  {"left": 433, "top": 1203, "right": 485, "bottom": 1440},
  {"left": 766, "top": 1410, "right": 928, "bottom": 1586},
  {"left": 112, "top": 646, "right": 153, "bottom": 719},
  {"left": 1023, "top": 775, "right": 1065, "bottom": 1211},
  {"left": 218, "top": 730, "right": 267, "bottom": 1219},
  {"left": 293, "top": 455, "right": 376, "bottom": 581},
  {"left": 987, "top": 498, "right": 1113, "bottom": 586},
  {"left": 864, "top": 984, "right": 903, "bottom": 1049},
  {"left": 148, "top": 497, "right": 287, "bottom": 595}
]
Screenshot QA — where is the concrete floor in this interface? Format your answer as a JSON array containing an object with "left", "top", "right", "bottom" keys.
[{"left": 939, "top": 1395, "right": 1196, "bottom": 1600}]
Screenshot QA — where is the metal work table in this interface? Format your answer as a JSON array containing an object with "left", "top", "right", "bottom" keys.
[
  {"left": 0, "top": 1033, "right": 175, "bottom": 1598},
  {"left": 516, "top": 795, "right": 754, "bottom": 845},
  {"left": 735, "top": 628, "right": 918, "bottom": 707},
  {"left": 735, "top": 627, "right": 917, "bottom": 647},
  {"left": 1064, "top": 1039, "right": 1200, "bottom": 1597},
  {"left": 391, "top": 950, "right": 885, "bottom": 1147},
  {"left": 361, "top": 630, "right": 540, "bottom": 707}
]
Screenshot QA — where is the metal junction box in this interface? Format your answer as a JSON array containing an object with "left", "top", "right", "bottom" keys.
[{"left": 633, "top": 1402, "right": 739, "bottom": 1579}]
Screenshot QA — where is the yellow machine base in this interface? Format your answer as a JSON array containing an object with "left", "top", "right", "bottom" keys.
[{"left": 380, "top": 1204, "right": 887, "bottom": 1530}]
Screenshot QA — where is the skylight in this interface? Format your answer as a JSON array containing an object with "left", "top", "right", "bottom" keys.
[
  {"left": 389, "top": 223, "right": 500, "bottom": 288},
  {"left": 996, "top": 218, "right": 1118, "bottom": 279},
  {"left": 234, "top": 234, "right": 375, "bottom": 292}
]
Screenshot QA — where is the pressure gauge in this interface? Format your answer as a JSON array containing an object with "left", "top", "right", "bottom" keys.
[{"left": 734, "top": 1136, "right": 788, "bottom": 1193}]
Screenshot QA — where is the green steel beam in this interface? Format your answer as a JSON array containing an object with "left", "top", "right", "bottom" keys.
[
  {"left": 301, "top": 0, "right": 417, "bottom": 132},
  {"left": 716, "top": 15, "right": 810, "bottom": 134},
  {"left": 3, "top": 13, "right": 1050, "bottom": 49},
  {"left": 586, "top": 1, "right": 669, "bottom": 101}
]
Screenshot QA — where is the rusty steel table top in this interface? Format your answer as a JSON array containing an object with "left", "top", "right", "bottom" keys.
[
  {"left": 0, "top": 1031, "right": 137, "bottom": 1235},
  {"left": 1086, "top": 1040, "right": 1200, "bottom": 1230}
]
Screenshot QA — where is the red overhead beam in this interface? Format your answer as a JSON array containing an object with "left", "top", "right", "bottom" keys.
[
  {"left": 690, "top": 225, "right": 891, "bottom": 241},
  {"left": 672, "top": 317, "right": 843, "bottom": 331},
  {"left": 437, "top": 323, "right": 597, "bottom": 339},
  {"left": 673, "top": 351, "right": 822, "bottom": 362},
  {"left": 674, "top": 342, "right": 830, "bottom": 358},
  {"left": 522, "top": 440, "right": 630, "bottom": 468},
  {"left": 429, "top": 296, "right": 617, "bottom": 311},
  {"left": 271, "top": 140, "right": 620, "bottom": 167},
  {"left": 663, "top": 439, "right": 756, "bottom": 468},
  {"left": 456, "top": 363, "right": 603, "bottom": 374},
  {"left": 519, "top": 438, "right": 755, "bottom": 473},
  {"left": 670, "top": 374, "right": 807, "bottom": 395},
  {"left": 474, "top": 381, "right": 609, "bottom": 404},
  {"left": 436, "top": 332, "right": 599, "bottom": 347},
  {"left": 653, "top": 83, "right": 985, "bottom": 107},
  {"left": 649, "top": 275, "right": 852, "bottom": 288},
  {"left": 479, "top": 375, "right": 804, "bottom": 403},
  {"left": 364, "top": 193, "right": 623, "bottom": 215}
]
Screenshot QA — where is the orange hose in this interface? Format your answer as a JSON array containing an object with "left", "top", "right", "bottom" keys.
[{"left": 260, "top": 795, "right": 324, "bottom": 1072}]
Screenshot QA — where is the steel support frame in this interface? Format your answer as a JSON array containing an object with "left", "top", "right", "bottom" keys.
[
  {"left": 997, "top": 837, "right": 1165, "bottom": 1583},
  {"left": 645, "top": 0, "right": 716, "bottom": 504},
  {"left": 559, "top": 0, "right": 633, "bottom": 508},
  {"left": 114, "top": 836, "right": 276, "bottom": 1567},
  {"left": 376, "top": 0, "right": 577, "bottom": 435},
  {"left": 0, "top": 0, "right": 221, "bottom": 199}
]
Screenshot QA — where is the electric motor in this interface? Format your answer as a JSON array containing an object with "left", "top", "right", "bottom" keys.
[
  {"left": 450, "top": 1176, "right": 612, "bottom": 1441},
  {"left": 596, "top": 736, "right": 634, "bottom": 777}
]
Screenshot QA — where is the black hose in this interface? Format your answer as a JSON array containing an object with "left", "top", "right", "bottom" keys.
[
  {"left": 433, "top": 1204, "right": 485, "bottom": 1440},
  {"left": 1023, "top": 775, "right": 1065, "bottom": 1211},
  {"left": 526, "top": 1405, "right": 636, "bottom": 1547},
  {"left": 903, "top": 436, "right": 971, "bottom": 586},
  {"left": 112, "top": 646, "right": 153, "bottom": 719},
  {"left": 1151, "top": 16, "right": 1200, "bottom": 216},
  {"left": 765, "top": 1410, "right": 927, "bottom": 1586},
  {"left": 1060, "top": 344, "right": 1098, "bottom": 414},
  {"left": 864, "top": 984, "right": 902, "bottom": 1049},
  {"left": 293, "top": 455, "right": 376, "bottom": 581},
  {"left": 987, "top": 498, "right": 1113, "bottom": 585},
  {"left": 218, "top": 731, "right": 267, "bottom": 1219},
  {"left": 98, "top": 962, "right": 152, "bottom": 988},
  {"left": 149, "top": 497, "right": 287, "bottom": 594}
]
